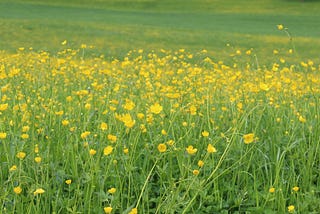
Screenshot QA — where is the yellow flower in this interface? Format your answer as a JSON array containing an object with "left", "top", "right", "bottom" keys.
[
  {"left": 298, "top": 116, "right": 306, "bottom": 123},
  {"left": 62, "top": 120, "right": 70, "bottom": 126},
  {"left": 189, "top": 105, "right": 197, "bottom": 115},
  {"left": 9, "top": 165, "right": 17, "bottom": 171},
  {"left": 207, "top": 144, "right": 217, "bottom": 153},
  {"left": 122, "top": 114, "right": 135, "bottom": 128},
  {"left": 157, "top": 143, "right": 167, "bottom": 153},
  {"left": 201, "top": 131, "right": 209, "bottom": 137},
  {"left": 85, "top": 103, "right": 91, "bottom": 110},
  {"left": 0, "top": 103, "right": 8, "bottom": 111},
  {"left": 16, "top": 152, "right": 26, "bottom": 160},
  {"left": 81, "top": 131, "right": 91, "bottom": 139},
  {"left": 104, "top": 146, "right": 113, "bottom": 156},
  {"left": 0, "top": 132, "right": 7, "bottom": 139},
  {"left": 55, "top": 110, "right": 64, "bottom": 116},
  {"left": 292, "top": 186, "right": 299, "bottom": 192},
  {"left": 34, "top": 156, "right": 42, "bottom": 163},
  {"left": 269, "top": 187, "right": 275, "bottom": 193},
  {"left": 104, "top": 206, "right": 113, "bottom": 214},
  {"left": 107, "top": 134, "right": 117, "bottom": 143},
  {"left": 65, "top": 179, "right": 72, "bottom": 185},
  {"left": 123, "top": 148, "right": 129, "bottom": 154},
  {"left": 33, "top": 188, "right": 45, "bottom": 195},
  {"left": 186, "top": 145, "right": 197, "bottom": 155},
  {"left": 108, "top": 188, "right": 116, "bottom": 194},
  {"left": 243, "top": 133, "right": 255, "bottom": 144},
  {"left": 277, "top": 24, "right": 284, "bottom": 30},
  {"left": 166, "top": 140, "right": 174, "bottom": 146},
  {"left": 193, "top": 169, "right": 200, "bottom": 175},
  {"left": 149, "top": 103, "right": 163, "bottom": 114},
  {"left": 161, "top": 129, "right": 167, "bottom": 135},
  {"left": 129, "top": 208, "right": 138, "bottom": 214},
  {"left": 22, "top": 125, "right": 30, "bottom": 132},
  {"left": 137, "top": 113, "right": 145, "bottom": 119},
  {"left": 21, "top": 134, "right": 29, "bottom": 139},
  {"left": 13, "top": 186, "right": 22, "bottom": 194},
  {"left": 100, "top": 122, "right": 108, "bottom": 131},
  {"left": 123, "top": 99, "right": 135, "bottom": 110},
  {"left": 198, "top": 160, "right": 204, "bottom": 168},
  {"left": 287, "top": 205, "right": 295, "bottom": 213},
  {"left": 61, "top": 40, "right": 67, "bottom": 45},
  {"left": 89, "top": 149, "right": 97, "bottom": 156}
]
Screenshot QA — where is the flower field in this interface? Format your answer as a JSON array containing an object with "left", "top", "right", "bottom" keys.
[{"left": 0, "top": 43, "right": 319, "bottom": 213}]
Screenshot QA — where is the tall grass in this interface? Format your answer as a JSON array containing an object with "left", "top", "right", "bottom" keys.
[{"left": 0, "top": 43, "right": 319, "bottom": 213}]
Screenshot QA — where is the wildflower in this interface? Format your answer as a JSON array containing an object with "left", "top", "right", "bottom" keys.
[
  {"left": 104, "top": 207, "right": 113, "bottom": 214},
  {"left": 193, "top": 169, "right": 200, "bottom": 175},
  {"left": 61, "top": 40, "right": 67, "bottom": 45},
  {"left": 137, "top": 113, "right": 145, "bottom": 119},
  {"left": 85, "top": 103, "right": 91, "bottom": 110},
  {"left": 122, "top": 114, "right": 135, "bottom": 128},
  {"left": 13, "top": 186, "right": 22, "bottom": 194},
  {"left": 65, "top": 179, "right": 72, "bottom": 185},
  {"left": 189, "top": 105, "right": 197, "bottom": 115},
  {"left": 62, "top": 120, "right": 70, "bottom": 126},
  {"left": 298, "top": 116, "right": 306, "bottom": 123},
  {"left": 161, "top": 129, "right": 167, "bottom": 135},
  {"left": 55, "top": 110, "right": 64, "bottom": 116},
  {"left": 123, "top": 148, "right": 129, "bottom": 154},
  {"left": 182, "top": 122, "right": 188, "bottom": 127},
  {"left": 269, "top": 187, "right": 275, "bottom": 193},
  {"left": 186, "top": 145, "right": 197, "bottom": 155},
  {"left": 33, "top": 188, "right": 45, "bottom": 196},
  {"left": 81, "top": 131, "right": 91, "bottom": 139},
  {"left": 207, "top": 144, "right": 217, "bottom": 153},
  {"left": 107, "top": 134, "right": 117, "bottom": 143},
  {"left": 104, "top": 146, "right": 113, "bottom": 156},
  {"left": 287, "top": 205, "right": 295, "bottom": 213},
  {"left": 34, "top": 156, "right": 42, "bottom": 163},
  {"left": 108, "top": 188, "right": 116, "bottom": 194},
  {"left": 21, "top": 134, "right": 29, "bottom": 139},
  {"left": 9, "top": 165, "right": 17, "bottom": 171},
  {"left": 129, "top": 208, "right": 138, "bottom": 214},
  {"left": 292, "top": 186, "right": 299, "bottom": 192},
  {"left": 157, "top": 143, "right": 167, "bottom": 153},
  {"left": 22, "top": 126, "right": 30, "bottom": 132},
  {"left": 16, "top": 152, "right": 26, "bottom": 160},
  {"left": 150, "top": 103, "right": 163, "bottom": 114},
  {"left": 89, "top": 149, "right": 97, "bottom": 156},
  {"left": 123, "top": 99, "right": 135, "bottom": 110},
  {"left": 100, "top": 122, "right": 108, "bottom": 130},
  {"left": 0, "top": 132, "right": 7, "bottom": 139},
  {"left": 0, "top": 103, "right": 8, "bottom": 111},
  {"left": 243, "top": 133, "right": 255, "bottom": 144},
  {"left": 166, "top": 140, "right": 174, "bottom": 146},
  {"left": 202, "top": 131, "right": 209, "bottom": 137},
  {"left": 198, "top": 160, "right": 204, "bottom": 167},
  {"left": 277, "top": 24, "right": 284, "bottom": 30}
]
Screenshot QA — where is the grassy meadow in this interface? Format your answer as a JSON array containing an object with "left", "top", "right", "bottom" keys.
[{"left": 0, "top": 0, "right": 320, "bottom": 213}]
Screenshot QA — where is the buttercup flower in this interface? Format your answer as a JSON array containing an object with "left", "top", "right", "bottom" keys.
[
  {"left": 104, "top": 146, "right": 113, "bottom": 156},
  {"left": 186, "top": 145, "right": 197, "bottom": 155},
  {"left": 104, "top": 206, "right": 113, "bottom": 214},
  {"left": 243, "top": 133, "right": 255, "bottom": 144},
  {"left": 157, "top": 143, "right": 167, "bottom": 153}
]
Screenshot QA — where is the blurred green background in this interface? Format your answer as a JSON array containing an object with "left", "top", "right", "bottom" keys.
[{"left": 0, "top": 0, "right": 319, "bottom": 63}]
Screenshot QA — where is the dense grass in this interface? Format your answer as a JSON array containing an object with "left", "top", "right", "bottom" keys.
[
  {"left": 0, "top": 0, "right": 320, "bottom": 64},
  {"left": 0, "top": 47, "right": 319, "bottom": 213},
  {"left": 0, "top": 0, "right": 320, "bottom": 213}
]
